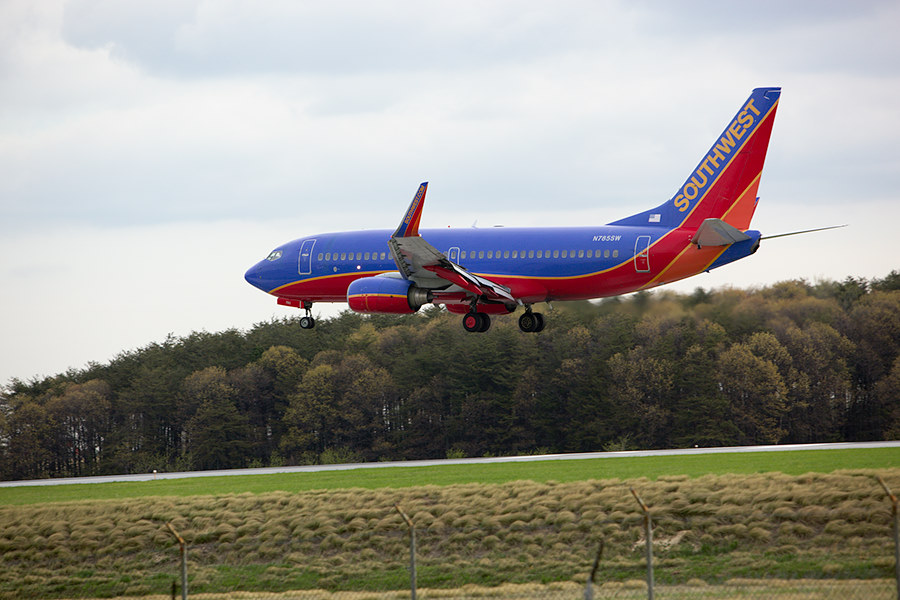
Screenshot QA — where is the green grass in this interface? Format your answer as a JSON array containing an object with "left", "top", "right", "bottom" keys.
[
  {"left": 2, "top": 446, "right": 897, "bottom": 506},
  {"left": 1, "top": 447, "right": 898, "bottom": 598}
]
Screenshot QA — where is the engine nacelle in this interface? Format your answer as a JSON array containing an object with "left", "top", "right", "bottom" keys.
[{"left": 347, "top": 275, "right": 433, "bottom": 314}]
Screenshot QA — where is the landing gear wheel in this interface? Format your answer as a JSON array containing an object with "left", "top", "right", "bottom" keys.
[
  {"left": 299, "top": 316, "right": 315, "bottom": 329},
  {"left": 463, "top": 312, "right": 490, "bottom": 333},
  {"left": 519, "top": 312, "right": 537, "bottom": 332},
  {"left": 518, "top": 311, "right": 545, "bottom": 333}
]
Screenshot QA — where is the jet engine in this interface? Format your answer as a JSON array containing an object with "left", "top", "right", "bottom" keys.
[{"left": 347, "top": 275, "right": 433, "bottom": 314}]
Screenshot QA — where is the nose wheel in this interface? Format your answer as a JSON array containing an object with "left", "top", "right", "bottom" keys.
[{"left": 299, "top": 301, "right": 315, "bottom": 329}]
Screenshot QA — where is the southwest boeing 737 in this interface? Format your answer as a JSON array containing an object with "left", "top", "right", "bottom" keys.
[{"left": 245, "top": 87, "right": 817, "bottom": 333}]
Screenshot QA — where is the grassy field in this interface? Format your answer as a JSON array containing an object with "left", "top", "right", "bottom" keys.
[
  {"left": 40, "top": 580, "right": 896, "bottom": 600},
  {"left": 1, "top": 446, "right": 897, "bottom": 506},
  {"left": 0, "top": 448, "right": 898, "bottom": 598}
]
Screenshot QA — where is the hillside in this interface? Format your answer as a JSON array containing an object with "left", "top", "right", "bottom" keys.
[{"left": 2, "top": 273, "right": 899, "bottom": 481}]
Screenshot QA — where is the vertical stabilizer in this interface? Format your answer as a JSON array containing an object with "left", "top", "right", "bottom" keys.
[{"left": 610, "top": 87, "right": 780, "bottom": 230}]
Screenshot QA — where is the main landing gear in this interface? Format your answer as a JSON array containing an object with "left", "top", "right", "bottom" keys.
[
  {"left": 299, "top": 301, "right": 315, "bottom": 329},
  {"left": 460, "top": 306, "right": 545, "bottom": 333},
  {"left": 518, "top": 309, "right": 545, "bottom": 333},
  {"left": 462, "top": 311, "right": 491, "bottom": 333}
]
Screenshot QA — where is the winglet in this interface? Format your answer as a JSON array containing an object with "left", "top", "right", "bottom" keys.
[{"left": 393, "top": 182, "right": 428, "bottom": 238}]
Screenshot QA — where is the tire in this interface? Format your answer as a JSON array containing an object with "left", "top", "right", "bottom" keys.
[
  {"left": 299, "top": 316, "right": 315, "bottom": 329},
  {"left": 463, "top": 312, "right": 482, "bottom": 332},
  {"left": 519, "top": 312, "right": 536, "bottom": 332}
]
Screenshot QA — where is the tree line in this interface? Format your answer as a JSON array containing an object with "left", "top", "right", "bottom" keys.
[{"left": 2, "top": 272, "right": 899, "bottom": 481}]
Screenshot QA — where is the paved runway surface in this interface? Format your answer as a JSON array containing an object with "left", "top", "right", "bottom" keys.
[{"left": 2, "top": 441, "right": 897, "bottom": 488}]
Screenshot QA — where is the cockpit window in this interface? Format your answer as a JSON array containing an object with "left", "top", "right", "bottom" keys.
[{"left": 266, "top": 250, "right": 283, "bottom": 262}]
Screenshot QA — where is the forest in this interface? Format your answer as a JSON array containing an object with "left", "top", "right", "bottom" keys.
[{"left": 1, "top": 272, "right": 899, "bottom": 481}]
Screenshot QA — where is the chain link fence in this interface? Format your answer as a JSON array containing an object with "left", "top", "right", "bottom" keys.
[{"left": 1, "top": 471, "right": 898, "bottom": 599}]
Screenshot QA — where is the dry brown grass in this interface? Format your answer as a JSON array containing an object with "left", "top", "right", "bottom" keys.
[{"left": 0, "top": 469, "right": 898, "bottom": 598}]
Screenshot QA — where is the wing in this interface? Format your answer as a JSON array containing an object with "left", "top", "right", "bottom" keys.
[{"left": 388, "top": 182, "right": 517, "bottom": 304}]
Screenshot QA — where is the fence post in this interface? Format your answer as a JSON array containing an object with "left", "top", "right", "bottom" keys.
[
  {"left": 395, "top": 505, "right": 417, "bottom": 600},
  {"left": 630, "top": 488, "right": 654, "bottom": 600},
  {"left": 877, "top": 477, "right": 900, "bottom": 599},
  {"left": 166, "top": 522, "right": 188, "bottom": 600},
  {"left": 584, "top": 540, "right": 604, "bottom": 600}
]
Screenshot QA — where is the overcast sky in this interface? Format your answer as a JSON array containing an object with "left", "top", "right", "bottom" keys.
[{"left": 2, "top": 0, "right": 899, "bottom": 384}]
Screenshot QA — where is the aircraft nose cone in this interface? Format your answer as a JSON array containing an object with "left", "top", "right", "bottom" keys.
[{"left": 244, "top": 262, "right": 267, "bottom": 291}]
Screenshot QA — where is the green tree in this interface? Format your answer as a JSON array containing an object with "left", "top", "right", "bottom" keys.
[
  {"left": 778, "top": 323, "right": 854, "bottom": 442},
  {"left": 1, "top": 396, "right": 53, "bottom": 480},
  {"left": 281, "top": 364, "right": 338, "bottom": 462},
  {"left": 717, "top": 342, "right": 788, "bottom": 444},
  {"left": 110, "top": 365, "right": 181, "bottom": 473},
  {"left": 877, "top": 356, "right": 900, "bottom": 439},
  {"left": 606, "top": 346, "right": 675, "bottom": 448},
  {"left": 180, "top": 367, "right": 249, "bottom": 469},
  {"left": 46, "top": 380, "right": 111, "bottom": 476}
]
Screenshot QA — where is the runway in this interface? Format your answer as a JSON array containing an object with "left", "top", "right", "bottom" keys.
[{"left": 2, "top": 440, "right": 897, "bottom": 488}]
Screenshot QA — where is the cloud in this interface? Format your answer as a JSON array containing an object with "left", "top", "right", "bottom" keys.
[
  {"left": 0, "top": 219, "right": 313, "bottom": 383},
  {"left": 58, "top": 1, "right": 632, "bottom": 77},
  {"left": 1, "top": 0, "right": 898, "bottom": 381}
]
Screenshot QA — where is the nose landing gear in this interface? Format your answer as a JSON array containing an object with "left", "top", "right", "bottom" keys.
[{"left": 299, "top": 301, "right": 315, "bottom": 329}]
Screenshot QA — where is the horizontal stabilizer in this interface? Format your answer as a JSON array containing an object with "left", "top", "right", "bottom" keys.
[{"left": 691, "top": 218, "right": 751, "bottom": 248}]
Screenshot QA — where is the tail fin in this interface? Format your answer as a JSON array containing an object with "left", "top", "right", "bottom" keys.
[{"left": 610, "top": 87, "right": 781, "bottom": 230}]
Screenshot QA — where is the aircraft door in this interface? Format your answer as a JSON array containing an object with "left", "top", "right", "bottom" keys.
[
  {"left": 448, "top": 247, "right": 460, "bottom": 264},
  {"left": 298, "top": 239, "right": 316, "bottom": 275},
  {"left": 634, "top": 236, "right": 651, "bottom": 273}
]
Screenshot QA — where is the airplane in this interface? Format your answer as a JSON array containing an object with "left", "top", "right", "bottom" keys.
[{"left": 245, "top": 87, "right": 819, "bottom": 333}]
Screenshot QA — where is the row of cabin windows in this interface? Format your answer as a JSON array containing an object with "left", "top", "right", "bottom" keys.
[
  {"left": 316, "top": 248, "right": 620, "bottom": 263},
  {"left": 318, "top": 251, "right": 389, "bottom": 262},
  {"left": 459, "top": 248, "right": 620, "bottom": 260}
]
